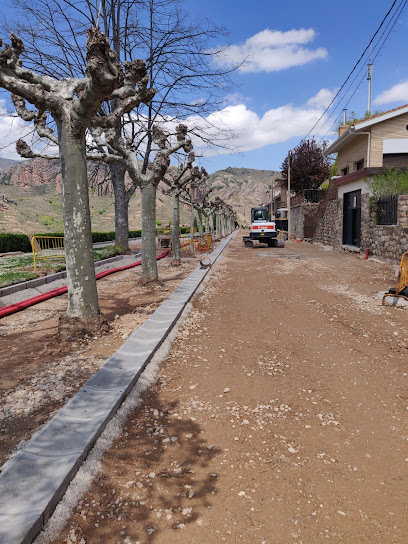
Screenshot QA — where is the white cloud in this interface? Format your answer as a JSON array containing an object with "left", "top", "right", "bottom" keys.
[
  {"left": 374, "top": 81, "right": 408, "bottom": 105},
  {"left": 306, "top": 88, "right": 337, "bottom": 108},
  {"left": 212, "top": 28, "right": 328, "bottom": 73},
  {"left": 0, "top": 99, "right": 35, "bottom": 161},
  {"left": 184, "top": 89, "right": 334, "bottom": 156}
]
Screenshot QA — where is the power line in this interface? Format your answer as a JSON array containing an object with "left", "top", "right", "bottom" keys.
[
  {"left": 299, "top": 0, "right": 399, "bottom": 145},
  {"left": 318, "top": 0, "right": 408, "bottom": 145}
]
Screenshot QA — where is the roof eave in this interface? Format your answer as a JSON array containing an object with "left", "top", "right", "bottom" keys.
[
  {"left": 354, "top": 104, "right": 408, "bottom": 129},
  {"left": 324, "top": 129, "right": 355, "bottom": 155}
]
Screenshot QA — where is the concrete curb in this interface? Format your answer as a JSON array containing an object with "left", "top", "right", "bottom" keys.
[
  {"left": 0, "top": 254, "right": 142, "bottom": 298},
  {"left": 0, "top": 233, "right": 235, "bottom": 544}
]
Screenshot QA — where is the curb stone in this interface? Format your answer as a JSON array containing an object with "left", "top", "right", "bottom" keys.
[
  {"left": 0, "top": 254, "right": 139, "bottom": 298},
  {"left": 0, "top": 232, "right": 235, "bottom": 544}
]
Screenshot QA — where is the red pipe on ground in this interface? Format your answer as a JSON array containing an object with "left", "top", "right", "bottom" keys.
[{"left": 0, "top": 249, "right": 171, "bottom": 319}]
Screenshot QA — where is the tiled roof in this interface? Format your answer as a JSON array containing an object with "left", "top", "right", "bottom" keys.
[{"left": 354, "top": 104, "right": 408, "bottom": 125}]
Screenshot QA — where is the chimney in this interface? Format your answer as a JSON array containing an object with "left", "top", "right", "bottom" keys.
[
  {"left": 338, "top": 125, "right": 349, "bottom": 137},
  {"left": 338, "top": 108, "right": 348, "bottom": 137}
]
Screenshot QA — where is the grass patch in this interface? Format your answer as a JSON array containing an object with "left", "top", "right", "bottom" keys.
[
  {"left": 0, "top": 246, "right": 120, "bottom": 288},
  {"left": 93, "top": 246, "right": 121, "bottom": 261},
  {"left": 0, "top": 271, "right": 38, "bottom": 287}
]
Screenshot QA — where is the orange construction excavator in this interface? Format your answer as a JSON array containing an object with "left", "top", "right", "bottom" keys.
[{"left": 382, "top": 251, "right": 408, "bottom": 305}]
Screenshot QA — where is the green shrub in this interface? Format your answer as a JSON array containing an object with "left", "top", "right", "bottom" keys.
[
  {"left": 0, "top": 229, "right": 144, "bottom": 253},
  {"left": 368, "top": 167, "right": 408, "bottom": 198},
  {"left": 0, "top": 233, "right": 31, "bottom": 253}
]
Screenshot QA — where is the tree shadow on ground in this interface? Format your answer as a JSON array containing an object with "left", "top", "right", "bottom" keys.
[{"left": 63, "top": 384, "right": 222, "bottom": 544}]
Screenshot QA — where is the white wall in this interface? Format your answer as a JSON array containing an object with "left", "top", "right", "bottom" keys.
[{"left": 337, "top": 179, "right": 372, "bottom": 199}]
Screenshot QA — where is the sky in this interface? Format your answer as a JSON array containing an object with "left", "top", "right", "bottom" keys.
[{"left": 0, "top": 0, "right": 408, "bottom": 174}]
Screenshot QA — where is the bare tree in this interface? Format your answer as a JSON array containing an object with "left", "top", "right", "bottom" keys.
[
  {"left": 0, "top": 29, "right": 154, "bottom": 333},
  {"left": 178, "top": 165, "right": 211, "bottom": 249},
  {"left": 4, "top": 0, "right": 236, "bottom": 250},
  {"left": 87, "top": 122, "right": 192, "bottom": 281},
  {"left": 212, "top": 196, "right": 235, "bottom": 238},
  {"left": 163, "top": 150, "right": 198, "bottom": 264}
]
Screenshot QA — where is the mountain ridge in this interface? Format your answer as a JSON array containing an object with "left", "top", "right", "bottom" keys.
[{"left": 0, "top": 158, "right": 281, "bottom": 233}]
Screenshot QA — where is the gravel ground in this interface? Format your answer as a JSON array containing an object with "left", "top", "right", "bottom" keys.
[
  {"left": 0, "top": 247, "right": 202, "bottom": 470},
  {"left": 31, "top": 235, "right": 408, "bottom": 544}
]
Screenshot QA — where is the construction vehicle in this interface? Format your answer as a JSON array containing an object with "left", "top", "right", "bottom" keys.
[
  {"left": 243, "top": 206, "right": 285, "bottom": 248},
  {"left": 382, "top": 251, "right": 408, "bottom": 305}
]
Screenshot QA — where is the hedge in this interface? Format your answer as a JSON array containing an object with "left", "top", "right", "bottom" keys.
[
  {"left": 0, "top": 233, "right": 32, "bottom": 253},
  {"left": 0, "top": 228, "right": 193, "bottom": 253}
]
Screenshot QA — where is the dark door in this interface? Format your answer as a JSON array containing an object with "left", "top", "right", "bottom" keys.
[{"left": 342, "top": 190, "right": 361, "bottom": 247}]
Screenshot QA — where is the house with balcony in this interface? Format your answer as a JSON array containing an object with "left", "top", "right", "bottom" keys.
[{"left": 316, "top": 105, "right": 408, "bottom": 260}]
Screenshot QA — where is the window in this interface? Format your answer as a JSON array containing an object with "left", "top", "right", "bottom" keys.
[
  {"left": 377, "top": 195, "right": 398, "bottom": 225},
  {"left": 341, "top": 166, "right": 349, "bottom": 176},
  {"left": 253, "top": 209, "right": 268, "bottom": 221},
  {"left": 355, "top": 159, "right": 364, "bottom": 170}
]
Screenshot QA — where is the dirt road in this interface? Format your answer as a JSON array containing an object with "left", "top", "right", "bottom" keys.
[{"left": 35, "top": 236, "right": 408, "bottom": 542}]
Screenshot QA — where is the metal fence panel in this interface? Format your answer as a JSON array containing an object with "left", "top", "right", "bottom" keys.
[{"left": 377, "top": 195, "right": 398, "bottom": 225}]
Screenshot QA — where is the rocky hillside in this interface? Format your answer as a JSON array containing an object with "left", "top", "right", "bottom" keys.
[
  {"left": 0, "top": 159, "right": 280, "bottom": 234},
  {"left": 0, "top": 157, "right": 20, "bottom": 173},
  {"left": 209, "top": 167, "right": 281, "bottom": 222}
]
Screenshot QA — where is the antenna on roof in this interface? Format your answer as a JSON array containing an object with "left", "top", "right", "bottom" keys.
[{"left": 367, "top": 42, "right": 373, "bottom": 116}]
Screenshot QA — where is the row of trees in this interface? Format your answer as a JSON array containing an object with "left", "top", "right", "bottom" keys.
[{"left": 0, "top": 0, "right": 237, "bottom": 336}]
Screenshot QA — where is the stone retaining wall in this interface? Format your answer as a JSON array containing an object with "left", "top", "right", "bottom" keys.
[
  {"left": 313, "top": 199, "right": 342, "bottom": 247},
  {"left": 290, "top": 194, "right": 322, "bottom": 239},
  {"left": 290, "top": 204, "right": 304, "bottom": 238},
  {"left": 313, "top": 192, "right": 408, "bottom": 262},
  {"left": 361, "top": 194, "right": 408, "bottom": 261}
]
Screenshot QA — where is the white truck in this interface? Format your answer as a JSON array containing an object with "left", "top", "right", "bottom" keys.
[{"left": 243, "top": 206, "right": 285, "bottom": 248}]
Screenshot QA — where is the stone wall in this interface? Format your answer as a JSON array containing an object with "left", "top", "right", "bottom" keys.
[
  {"left": 313, "top": 199, "right": 342, "bottom": 247},
  {"left": 290, "top": 201, "right": 304, "bottom": 239},
  {"left": 314, "top": 192, "right": 408, "bottom": 262},
  {"left": 290, "top": 194, "right": 321, "bottom": 239},
  {"left": 361, "top": 194, "right": 408, "bottom": 261}
]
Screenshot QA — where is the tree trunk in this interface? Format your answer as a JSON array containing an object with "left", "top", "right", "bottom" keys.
[
  {"left": 172, "top": 190, "right": 181, "bottom": 263},
  {"left": 141, "top": 182, "right": 158, "bottom": 281},
  {"left": 198, "top": 209, "right": 203, "bottom": 239},
  {"left": 110, "top": 162, "right": 129, "bottom": 250},
  {"left": 190, "top": 188, "right": 195, "bottom": 253},
  {"left": 57, "top": 117, "right": 99, "bottom": 320}
]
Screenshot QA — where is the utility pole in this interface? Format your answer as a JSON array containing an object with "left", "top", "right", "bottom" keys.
[
  {"left": 367, "top": 44, "right": 373, "bottom": 116},
  {"left": 269, "top": 183, "right": 274, "bottom": 218},
  {"left": 287, "top": 151, "right": 291, "bottom": 241}
]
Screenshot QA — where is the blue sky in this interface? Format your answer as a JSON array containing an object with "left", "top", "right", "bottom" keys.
[
  {"left": 0, "top": 0, "right": 407, "bottom": 174},
  {"left": 181, "top": 0, "right": 408, "bottom": 172}
]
